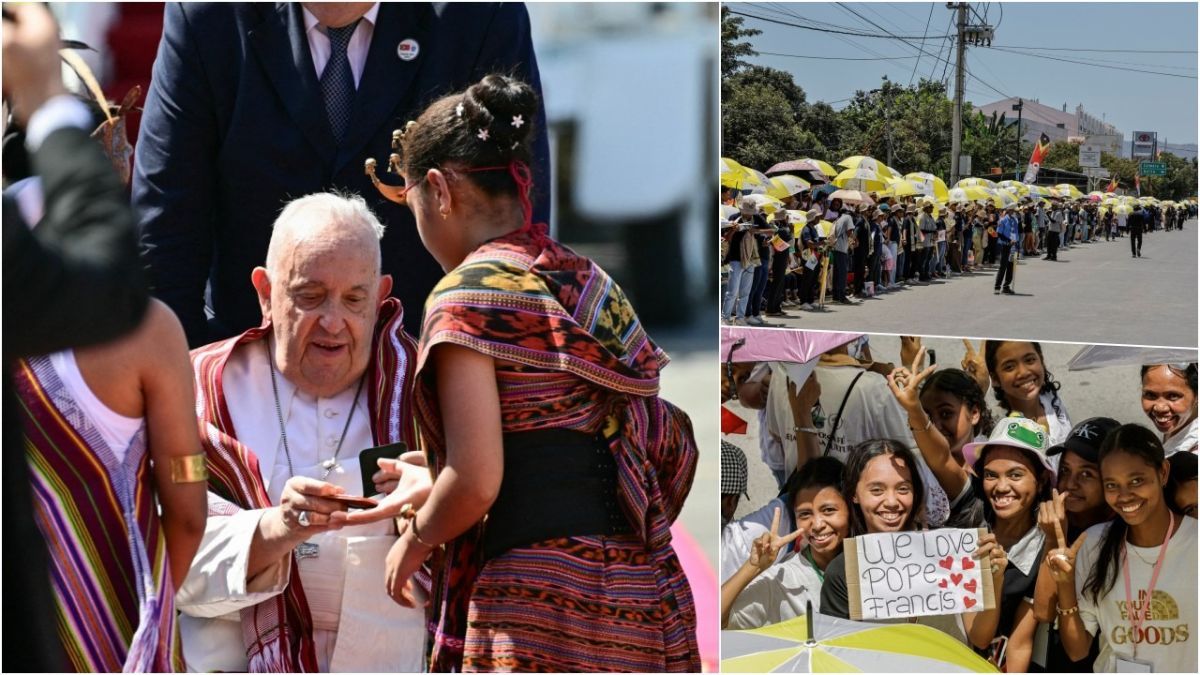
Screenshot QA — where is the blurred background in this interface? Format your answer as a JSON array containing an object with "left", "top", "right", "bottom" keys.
[{"left": 45, "top": 2, "right": 721, "bottom": 668}]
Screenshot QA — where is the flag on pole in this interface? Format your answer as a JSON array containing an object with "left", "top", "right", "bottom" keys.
[
  {"left": 1135, "top": 174, "right": 1141, "bottom": 196},
  {"left": 1105, "top": 176, "right": 1119, "bottom": 193},
  {"left": 1022, "top": 133, "right": 1051, "bottom": 183}
]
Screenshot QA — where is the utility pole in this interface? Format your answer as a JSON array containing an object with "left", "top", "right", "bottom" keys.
[
  {"left": 1012, "top": 98, "right": 1024, "bottom": 181},
  {"left": 882, "top": 75, "right": 894, "bottom": 168},
  {"left": 948, "top": 2, "right": 967, "bottom": 185}
]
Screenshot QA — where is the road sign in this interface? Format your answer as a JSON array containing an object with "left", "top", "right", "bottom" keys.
[
  {"left": 1139, "top": 161, "right": 1167, "bottom": 176},
  {"left": 1132, "top": 130, "right": 1157, "bottom": 159},
  {"left": 1083, "top": 167, "right": 1110, "bottom": 179},
  {"left": 1079, "top": 147, "right": 1101, "bottom": 168}
]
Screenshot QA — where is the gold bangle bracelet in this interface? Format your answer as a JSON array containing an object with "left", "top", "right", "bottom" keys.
[
  {"left": 409, "top": 514, "right": 435, "bottom": 549},
  {"left": 1056, "top": 604, "right": 1080, "bottom": 616},
  {"left": 170, "top": 454, "right": 209, "bottom": 483}
]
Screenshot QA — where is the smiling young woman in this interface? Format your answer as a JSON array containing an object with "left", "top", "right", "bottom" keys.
[
  {"left": 1051, "top": 424, "right": 1198, "bottom": 673},
  {"left": 985, "top": 341, "right": 1072, "bottom": 448}
]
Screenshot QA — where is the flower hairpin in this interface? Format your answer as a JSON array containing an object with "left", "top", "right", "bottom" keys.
[
  {"left": 511, "top": 115, "right": 524, "bottom": 129},
  {"left": 477, "top": 128, "right": 490, "bottom": 141}
]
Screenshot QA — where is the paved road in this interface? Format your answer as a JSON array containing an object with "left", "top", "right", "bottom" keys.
[
  {"left": 756, "top": 221, "right": 1197, "bottom": 348},
  {"left": 726, "top": 336, "right": 1182, "bottom": 521}
]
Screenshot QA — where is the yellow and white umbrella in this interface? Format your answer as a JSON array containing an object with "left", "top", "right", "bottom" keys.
[
  {"left": 828, "top": 189, "right": 875, "bottom": 206},
  {"left": 767, "top": 174, "right": 812, "bottom": 200},
  {"left": 720, "top": 203, "right": 739, "bottom": 222},
  {"left": 720, "top": 157, "right": 771, "bottom": 191},
  {"left": 838, "top": 155, "right": 896, "bottom": 179},
  {"left": 996, "top": 180, "right": 1030, "bottom": 197},
  {"left": 833, "top": 168, "right": 888, "bottom": 192},
  {"left": 722, "top": 613, "right": 998, "bottom": 673},
  {"left": 885, "top": 177, "right": 922, "bottom": 198},
  {"left": 947, "top": 186, "right": 994, "bottom": 204},
  {"left": 905, "top": 172, "right": 950, "bottom": 202},
  {"left": 993, "top": 189, "right": 1018, "bottom": 209},
  {"left": 741, "top": 193, "right": 786, "bottom": 215},
  {"left": 1026, "top": 184, "right": 1053, "bottom": 199},
  {"left": 957, "top": 177, "right": 997, "bottom": 189},
  {"left": 1053, "top": 184, "right": 1085, "bottom": 200}
]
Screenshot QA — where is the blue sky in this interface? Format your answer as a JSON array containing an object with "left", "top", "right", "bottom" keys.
[{"left": 729, "top": 2, "right": 1198, "bottom": 144}]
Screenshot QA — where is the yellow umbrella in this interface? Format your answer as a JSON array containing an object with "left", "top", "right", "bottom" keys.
[
  {"left": 993, "top": 189, "right": 1018, "bottom": 208},
  {"left": 957, "top": 177, "right": 997, "bottom": 189},
  {"left": 833, "top": 168, "right": 888, "bottom": 192},
  {"left": 947, "top": 186, "right": 993, "bottom": 204},
  {"left": 997, "top": 180, "right": 1030, "bottom": 197},
  {"left": 886, "top": 177, "right": 922, "bottom": 198},
  {"left": 794, "top": 157, "right": 838, "bottom": 179},
  {"left": 767, "top": 174, "right": 812, "bottom": 200},
  {"left": 741, "top": 193, "right": 786, "bottom": 215},
  {"left": 838, "top": 155, "right": 896, "bottom": 179},
  {"left": 1053, "top": 184, "right": 1084, "bottom": 200},
  {"left": 720, "top": 157, "right": 749, "bottom": 189},
  {"left": 815, "top": 219, "right": 834, "bottom": 238},
  {"left": 905, "top": 172, "right": 950, "bottom": 202}
]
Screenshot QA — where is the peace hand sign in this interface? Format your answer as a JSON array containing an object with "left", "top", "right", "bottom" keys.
[
  {"left": 1037, "top": 489, "right": 1069, "bottom": 542},
  {"left": 1046, "top": 516, "right": 1088, "bottom": 584},
  {"left": 887, "top": 346, "right": 937, "bottom": 412},
  {"left": 748, "top": 507, "right": 805, "bottom": 573},
  {"left": 961, "top": 339, "right": 989, "bottom": 393}
]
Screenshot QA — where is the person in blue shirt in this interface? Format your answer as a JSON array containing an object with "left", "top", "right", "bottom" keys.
[{"left": 994, "top": 205, "right": 1020, "bottom": 295}]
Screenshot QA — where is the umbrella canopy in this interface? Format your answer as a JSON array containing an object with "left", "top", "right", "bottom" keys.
[
  {"left": 720, "top": 157, "right": 751, "bottom": 189},
  {"left": 812, "top": 183, "right": 839, "bottom": 200},
  {"left": 993, "top": 189, "right": 1018, "bottom": 208},
  {"left": 1026, "top": 185, "right": 1053, "bottom": 199},
  {"left": 722, "top": 328, "right": 859, "bottom": 363},
  {"left": 1053, "top": 184, "right": 1085, "bottom": 200},
  {"left": 833, "top": 168, "right": 888, "bottom": 192},
  {"left": 767, "top": 174, "right": 812, "bottom": 200},
  {"left": 722, "top": 613, "right": 998, "bottom": 673},
  {"left": 956, "top": 177, "right": 997, "bottom": 189},
  {"left": 1068, "top": 345, "right": 1197, "bottom": 371},
  {"left": 887, "top": 177, "right": 923, "bottom": 198},
  {"left": 766, "top": 159, "right": 833, "bottom": 180},
  {"left": 996, "top": 180, "right": 1030, "bottom": 197},
  {"left": 947, "top": 186, "right": 994, "bottom": 204},
  {"left": 829, "top": 189, "right": 875, "bottom": 206},
  {"left": 905, "top": 172, "right": 951, "bottom": 202},
  {"left": 742, "top": 193, "right": 786, "bottom": 215},
  {"left": 1113, "top": 204, "right": 1133, "bottom": 215},
  {"left": 838, "top": 155, "right": 896, "bottom": 179},
  {"left": 720, "top": 203, "right": 739, "bottom": 222}
]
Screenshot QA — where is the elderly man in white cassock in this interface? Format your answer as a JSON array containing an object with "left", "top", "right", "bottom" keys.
[{"left": 177, "top": 192, "right": 432, "bottom": 672}]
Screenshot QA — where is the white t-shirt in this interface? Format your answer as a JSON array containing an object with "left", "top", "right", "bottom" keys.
[
  {"left": 721, "top": 497, "right": 789, "bottom": 583},
  {"left": 814, "top": 362, "right": 950, "bottom": 526},
  {"left": 726, "top": 551, "right": 824, "bottom": 629},
  {"left": 1074, "top": 516, "right": 1197, "bottom": 673},
  {"left": 1162, "top": 417, "right": 1198, "bottom": 456},
  {"left": 760, "top": 363, "right": 801, "bottom": 475}
]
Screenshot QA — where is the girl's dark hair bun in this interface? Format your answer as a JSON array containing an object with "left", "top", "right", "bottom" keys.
[{"left": 461, "top": 74, "right": 537, "bottom": 156}]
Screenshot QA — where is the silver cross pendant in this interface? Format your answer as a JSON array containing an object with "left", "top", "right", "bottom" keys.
[{"left": 320, "top": 457, "right": 339, "bottom": 479}]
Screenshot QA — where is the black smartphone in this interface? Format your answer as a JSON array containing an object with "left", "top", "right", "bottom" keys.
[
  {"left": 928, "top": 349, "right": 937, "bottom": 366},
  {"left": 359, "top": 442, "right": 407, "bottom": 496}
]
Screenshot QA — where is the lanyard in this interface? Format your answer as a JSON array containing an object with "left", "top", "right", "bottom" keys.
[
  {"left": 1121, "top": 512, "right": 1174, "bottom": 658},
  {"left": 804, "top": 545, "right": 825, "bottom": 583}
]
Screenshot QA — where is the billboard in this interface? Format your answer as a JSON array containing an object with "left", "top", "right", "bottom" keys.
[{"left": 1131, "top": 130, "right": 1157, "bottom": 159}]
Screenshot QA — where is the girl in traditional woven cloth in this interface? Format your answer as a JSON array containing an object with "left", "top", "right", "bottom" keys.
[{"left": 345, "top": 74, "right": 699, "bottom": 673}]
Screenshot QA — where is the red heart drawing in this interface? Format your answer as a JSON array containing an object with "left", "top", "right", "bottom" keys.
[
  {"left": 961, "top": 556, "right": 976, "bottom": 570},
  {"left": 950, "top": 573, "right": 963, "bottom": 586},
  {"left": 963, "top": 596, "right": 977, "bottom": 609},
  {"left": 938, "top": 578, "right": 948, "bottom": 588},
  {"left": 939, "top": 556, "right": 954, "bottom": 570},
  {"left": 963, "top": 579, "right": 978, "bottom": 594}
]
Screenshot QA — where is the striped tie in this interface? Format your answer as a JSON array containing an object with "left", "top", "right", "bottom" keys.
[{"left": 320, "top": 21, "right": 359, "bottom": 141}]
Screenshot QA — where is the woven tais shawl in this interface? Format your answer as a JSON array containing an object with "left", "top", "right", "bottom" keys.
[
  {"left": 190, "top": 297, "right": 418, "bottom": 672},
  {"left": 416, "top": 224, "right": 699, "bottom": 672},
  {"left": 13, "top": 356, "right": 182, "bottom": 672}
]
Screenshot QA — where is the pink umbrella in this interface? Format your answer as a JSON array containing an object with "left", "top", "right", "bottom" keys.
[
  {"left": 671, "top": 522, "right": 719, "bottom": 672},
  {"left": 765, "top": 159, "right": 830, "bottom": 184},
  {"left": 722, "top": 327, "right": 860, "bottom": 363}
]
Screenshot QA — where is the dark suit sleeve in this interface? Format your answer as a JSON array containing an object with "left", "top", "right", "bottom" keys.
[
  {"left": 132, "top": 2, "right": 218, "bottom": 346},
  {"left": 470, "top": 3, "right": 551, "bottom": 226},
  {"left": 3, "top": 127, "right": 148, "bottom": 358}
]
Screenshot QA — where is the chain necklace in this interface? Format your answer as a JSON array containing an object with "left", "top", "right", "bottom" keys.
[{"left": 266, "top": 338, "right": 365, "bottom": 480}]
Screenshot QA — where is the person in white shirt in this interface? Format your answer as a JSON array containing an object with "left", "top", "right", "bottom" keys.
[
  {"left": 1050, "top": 424, "right": 1197, "bottom": 673},
  {"left": 984, "top": 341, "right": 1072, "bottom": 452},
  {"left": 178, "top": 192, "right": 432, "bottom": 672},
  {"left": 722, "top": 457, "right": 849, "bottom": 629},
  {"left": 1140, "top": 363, "right": 1198, "bottom": 456}
]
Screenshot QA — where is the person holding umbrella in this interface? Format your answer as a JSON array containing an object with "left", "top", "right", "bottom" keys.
[
  {"left": 722, "top": 198, "right": 767, "bottom": 325},
  {"left": 829, "top": 199, "right": 857, "bottom": 305},
  {"left": 798, "top": 208, "right": 823, "bottom": 310},
  {"left": 994, "top": 205, "right": 1019, "bottom": 296}
]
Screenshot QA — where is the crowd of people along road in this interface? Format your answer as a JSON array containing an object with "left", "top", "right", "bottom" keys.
[
  {"left": 720, "top": 337, "right": 1197, "bottom": 672},
  {"left": 720, "top": 187, "right": 1197, "bottom": 326}
]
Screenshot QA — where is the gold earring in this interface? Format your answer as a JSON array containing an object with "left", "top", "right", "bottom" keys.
[{"left": 440, "top": 207, "right": 450, "bottom": 220}]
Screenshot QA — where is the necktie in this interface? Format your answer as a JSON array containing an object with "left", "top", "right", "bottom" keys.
[{"left": 320, "top": 21, "right": 359, "bottom": 141}]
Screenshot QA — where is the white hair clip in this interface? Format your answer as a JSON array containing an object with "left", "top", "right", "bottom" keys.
[
  {"left": 511, "top": 114, "right": 524, "bottom": 129},
  {"left": 455, "top": 102, "right": 464, "bottom": 118},
  {"left": 477, "top": 128, "right": 490, "bottom": 141}
]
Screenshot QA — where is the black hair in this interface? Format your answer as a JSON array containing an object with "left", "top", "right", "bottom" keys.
[
  {"left": 841, "top": 439, "right": 927, "bottom": 537},
  {"left": 1140, "top": 363, "right": 1198, "bottom": 395},
  {"left": 1166, "top": 451, "right": 1198, "bottom": 516},
  {"left": 919, "top": 368, "right": 995, "bottom": 437},
  {"left": 399, "top": 73, "right": 538, "bottom": 199},
  {"left": 782, "top": 456, "right": 846, "bottom": 512},
  {"left": 1082, "top": 424, "right": 1168, "bottom": 604},
  {"left": 984, "top": 341, "right": 1064, "bottom": 419}
]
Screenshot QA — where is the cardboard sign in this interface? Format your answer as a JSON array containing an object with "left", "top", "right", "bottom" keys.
[{"left": 845, "top": 528, "right": 995, "bottom": 621}]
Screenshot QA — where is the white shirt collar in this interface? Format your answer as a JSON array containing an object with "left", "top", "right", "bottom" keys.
[
  {"left": 1163, "top": 417, "right": 1199, "bottom": 456},
  {"left": 1005, "top": 523, "right": 1046, "bottom": 576},
  {"left": 302, "top": 2, "right": 379, "bottom": 34}
]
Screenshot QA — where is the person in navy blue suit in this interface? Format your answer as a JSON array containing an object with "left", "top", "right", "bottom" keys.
[{"left": 134, "top": 3, "right": 549, "bottom": 345}]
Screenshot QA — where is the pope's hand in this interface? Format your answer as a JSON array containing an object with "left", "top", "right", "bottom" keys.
[
  {"left": 330, "top": 452, "right": 432, "bottom": 527},
  {"left": 278, "top": 476, "right": 348, "bottom": 536}
]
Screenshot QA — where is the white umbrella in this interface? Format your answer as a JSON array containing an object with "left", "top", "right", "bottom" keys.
[{"left": 1068, "top": 346, "right": 1198, "bottom": 371}]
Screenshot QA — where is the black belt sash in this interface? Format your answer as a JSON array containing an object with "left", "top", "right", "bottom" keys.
[{"left": 481, "top": 428, "right": 632, "bottom": 561}]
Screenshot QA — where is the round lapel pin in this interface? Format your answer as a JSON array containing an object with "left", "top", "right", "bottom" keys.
[{"left": 397, "top": 38, "right": 419, "bottom": 62}]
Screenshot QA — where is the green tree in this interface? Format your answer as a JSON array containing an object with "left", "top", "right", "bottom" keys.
[
  {"left": 722, "top": 70, "right": 820, "bottom": 171},
  {"left": 721, "top": 6, "right": 760, "bottom": 96}
]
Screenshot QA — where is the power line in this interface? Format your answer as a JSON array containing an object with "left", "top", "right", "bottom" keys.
[
  {"left": 730, "top": 8, "right": 956, "bottom": 40},
  {"left": 986, "top": 46, "right": 1199, "bottom": 80},
  {"left": 757, "top": 50, "right": 920, "bottom": 62},
  {"left": 909, "top": 2, "right": 936, "bottom": 85},
  {"left": 990, "top": 45, "right": 1196, "bottom": 54}
]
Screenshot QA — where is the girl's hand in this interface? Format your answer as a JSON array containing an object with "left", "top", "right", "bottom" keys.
[
  {"left": 329, "top": 455, "right": 433, "bottom": 527},
  {"left": 1037, "top": 489, "right": 1068, "bottom": 542},
  {"left": 960, "top": 339, "right": 989, "bottom": 392},
  {"left": 747, "top": 507, "right": 804, "bottom": 573},
  {"left": 1046, "top": 520, "right": 1088, "bottom": 584},
  {"left": 887, "top": 346, "right": 936, "bottom": 412},
  {"left": 385, "top": 529, "right": 433, "bottom": 608},
  {"left": 974, "top": 531, "right": 1008, "bottom": 580},
  {"left": 787, "top": 372, "right": 821, "bottom": 416}
]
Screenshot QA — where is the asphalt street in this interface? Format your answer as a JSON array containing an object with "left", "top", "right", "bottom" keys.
[
  {"left": 725, "top": 336, "right": 1188, "bottom": 521},
  {"left": 755, "top": 220, "right": 1197, "bottom": 348}
]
